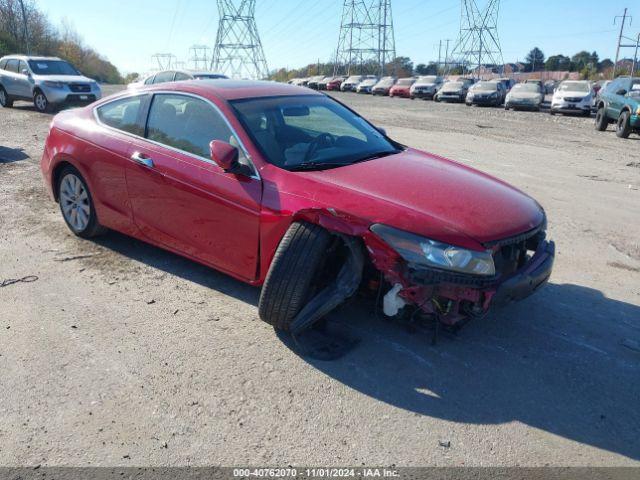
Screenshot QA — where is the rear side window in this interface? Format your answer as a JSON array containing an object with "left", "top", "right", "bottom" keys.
[
  {"left": 5, "top": 59, "right": 19, "bottom": 73},
  {"left": 144, "top": 75, "right": 155, "bottom": 85},
  {"left": 174, "top": 72, "right": 191, "bottom": 81},
  {"left": 146, "top": 93, "right": 234, "bottom": 158},
  {"left": 153, "top": 71, "right": 175, "bottom": 84},
  {"left": 96, "top": 95, "right": 147, "bottom": 136}
]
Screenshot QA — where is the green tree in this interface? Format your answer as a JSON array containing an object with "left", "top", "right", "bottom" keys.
[
  {"left": 571, "top": 51, "right": 595, "bottom": 71},
  {"left": 545, "top": 54, "right": 570, "bottom": 71},
  {"left": 525, "top": 47, "right": 545, "bottom": 71}
]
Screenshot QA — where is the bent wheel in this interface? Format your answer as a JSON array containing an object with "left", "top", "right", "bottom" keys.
[{"left": 258, "top": 222, "right": 334, "bottom": 331}]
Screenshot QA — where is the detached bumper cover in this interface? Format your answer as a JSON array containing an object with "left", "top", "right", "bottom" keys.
[{"left": 492, "top": 240, "right": 555, "bottom": 307}]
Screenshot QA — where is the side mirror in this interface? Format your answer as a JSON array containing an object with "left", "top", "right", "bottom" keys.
[
  {"left": 377, "top": 127, "right": 387, "bottom": 137},
  {"left": 617, "top": 89, "right": 628, "bottom": 96},
  {"left": 21, "top": 69, "right": 30, "bottom": 76},
  {"left": 210, "top": 140, "right": 240, "bottom": 172}
]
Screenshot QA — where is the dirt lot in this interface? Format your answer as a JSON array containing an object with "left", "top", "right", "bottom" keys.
[{"left": 1, "top": 86, "right": 639, "bottom": 467}]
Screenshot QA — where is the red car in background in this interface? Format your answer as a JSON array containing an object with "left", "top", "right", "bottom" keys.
[
  {"left": 41, "top": 80, "right": 554, "bottom": 338},
  {"left": 389, "top": 78, "right": 416, "bottom": 98},
  {"left": 326, "top": 76, "right": 347, "bottom": 91}
]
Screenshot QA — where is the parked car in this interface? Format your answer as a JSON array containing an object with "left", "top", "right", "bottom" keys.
[
  {"left": 129, "top": 70, "right": 228, "bottom": 89},
  {"left": 372, "top": 76, "right": 397, "bottom": 96},
  {"left": 595, "top": 77, "right": 640, "bottom": 138},
  {"left": 326, "top": 76, "right": 347, "bottom": 91},
  {"left": 0, "top": 55, "right": 101, "bottom": 113},
  {"left": 550, "top": 80, "right": 593, "bottom": 116},
  {"left": 341, "top": 75, "right": 363, "bottom": 92},
  {"left": 410, "top": 75, "right": 444, "bottom": 100},
  {"left": 389, "top": 78, "right": 416, "bottom": 98},
  {"left": 434, "top": 80, "right": 470, "bottom": 103},
  {"left": 466, "top": 80, "right": 505, "bottom": 106},
  {"left": 504, "top": 83, "right": 545, "bottom": 111},
  {"left": 306, "top": 75, "right": 325, "bottom": 90},
  {"left": 355, "top": 76, "right": 378, "bottom": 94},
  {"left": 40, "top": 80, "right": 554, "bottom": 334},
  {"left": 317, "top": 76, "right": 335, "bottom": 90},
  {"left": 525, "top": 79, "right": 544, "bottom": 90}
]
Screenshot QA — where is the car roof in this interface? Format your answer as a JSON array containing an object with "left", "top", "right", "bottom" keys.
[
  {"left": 127, "top": 79, "right": 323, "bottom": 101},
  {"left": 1, "top": 55, "right": 62, "bottom": 61}
]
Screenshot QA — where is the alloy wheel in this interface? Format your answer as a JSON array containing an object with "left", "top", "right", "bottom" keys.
[
  {"left": 60, "top": 173, "right": 91, "bottom": 232},
  {"left": 35, "top": 93, "right": 47, "bottom": 112}
]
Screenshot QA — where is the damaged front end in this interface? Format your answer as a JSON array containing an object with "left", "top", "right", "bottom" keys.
[{"left": 363, "top": 220, "right": 555, "bottom": 328}]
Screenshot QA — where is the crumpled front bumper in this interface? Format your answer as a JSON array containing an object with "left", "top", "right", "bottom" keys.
[{"left": 491, "top": 240, "right": 555, "bottom": 307}]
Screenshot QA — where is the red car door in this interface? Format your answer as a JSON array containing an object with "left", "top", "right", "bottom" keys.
[{"left": 124, "top": 92, "right": 262, "bottom": 282}]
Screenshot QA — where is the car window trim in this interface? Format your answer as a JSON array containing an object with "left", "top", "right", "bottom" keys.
[{"left": 93, "top": 90, "right": 260, "bottom": 181}]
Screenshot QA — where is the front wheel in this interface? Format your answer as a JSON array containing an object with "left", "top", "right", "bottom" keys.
[
  {"left": 57, "top": 166, "right": 107, "bottom": 238},
  {"left": 258, "top": 222, "right": 334, "bottom": 331},
  {"left": 595, "top": 107, "right": 608, "bottom": 131},
  {"left": 0, "top": 86, "right": 13, "bottom": 108},
  {"left": 33, "top": 90, "right": 52, "bottom": 113},
  {"left": 616, "top": 111, "right": 632, "bottom": 139}
]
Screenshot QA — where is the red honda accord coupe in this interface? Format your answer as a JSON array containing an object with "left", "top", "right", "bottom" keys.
[{"left": 41, "top": 80, "right": 554, "bottom": 335}]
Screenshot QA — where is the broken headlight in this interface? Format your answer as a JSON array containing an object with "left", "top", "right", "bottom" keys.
[{"left": 370, "top": 224, "right": 495, "bottom": 276}]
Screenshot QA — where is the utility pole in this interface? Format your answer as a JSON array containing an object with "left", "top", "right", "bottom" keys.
[
  {"left": 18, "top": 0, "right": 30, "bottom": 55},
  {"left": 438, "top": 40, "right": 442, "bottom": 73},
  {"left": 444, "top": 38, "right": 452, "bottom": 74},
  {"left": 632, "top": 33, "right": 640, "bottom": 77}
]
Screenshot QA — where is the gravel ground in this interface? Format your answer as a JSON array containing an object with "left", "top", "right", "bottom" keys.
[{"left": 0, "top": 87, "right": 639, "bottom": 467}]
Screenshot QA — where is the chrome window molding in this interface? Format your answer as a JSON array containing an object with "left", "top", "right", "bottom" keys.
[{"left": 93, "top": 90, "right": 261, "bottom": 181}]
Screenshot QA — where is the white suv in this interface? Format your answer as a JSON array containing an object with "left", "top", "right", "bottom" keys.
[{"left": 0, "top": 55, "right": 101, "bottom": 113}]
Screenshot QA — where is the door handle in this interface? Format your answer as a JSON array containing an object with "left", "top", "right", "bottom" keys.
[{"left": 131, "top": 151, "right": 154, "bottom": 168}]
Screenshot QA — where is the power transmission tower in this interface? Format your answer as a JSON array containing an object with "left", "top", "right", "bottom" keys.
[
  {"left": 151, "top": 53, "right": 177, "bottom": 71},
  {"left": 450, "top": 0, "right": 504, "bottom": 78},
  {"left": 189, "top": 45, "right": 212, "bottom": 70},
  {"left": 333, "top": 0, "right": 396, "bottom": 77},
  {"left": 613, "top": 8, "right": 634, "bottom": 78},
  {"left": 211, "top": 0, "right": 269, "bottom": 79}
]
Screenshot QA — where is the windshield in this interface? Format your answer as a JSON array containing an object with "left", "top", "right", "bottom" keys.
[
  {"left": 417, "top": 76, "right": 437, "bottom": 84},
  {"left": 346, "top": 76, "right": 362, "bottom": 83},
  {"left": 444, "top": 82, "right": 463, "bottom": 89},
  {"left": 476, "top": 81, "right": 498, "bottom": 91},
  {"left": 361, "top": 79, "right": 377, "bottom": 86},
  {"left": 558, "top": 81, "right": 590, "bottom": 93},
  {"left": 397, "top": 78, "right": 414, "bottom": 86},
  {"left": 377, "top": 78, "right": 395, "bottom": 86},
  {"left": 28, "top": 60, "right": 79, "bottom": 76},
  {"left": 512, "top": 84, "right": 539, "bottom": 93},
  {"left": 231, "top": 95, "right": 400, "bottom": 171}
]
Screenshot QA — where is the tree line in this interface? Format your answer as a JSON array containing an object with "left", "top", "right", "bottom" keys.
[{"left": 0, "top": 0, "right": 122, "bottom": 83}]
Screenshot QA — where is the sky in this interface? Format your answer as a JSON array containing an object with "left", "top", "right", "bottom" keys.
[{"left": 37, "top": 0, "right": 634, "bottom": 75}]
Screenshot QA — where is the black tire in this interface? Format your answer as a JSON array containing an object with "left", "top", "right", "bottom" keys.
[
  {"left": 616, "top": 111, "right": 632, "bottom": 139},
  {"left": 0, "top": 86, "right": 13, "bottom": 108},
  {"left": 57, "top": 165, "right": 108, "bottom": 238},
  {"left": 550, "top": 109, "right": 556, "bottom": 116},
  {"left": 595, "top": 107, "right": 608, "bottom": 131},
  {"left": 258, "top": 222, "right": 333, "bottom": 331}
]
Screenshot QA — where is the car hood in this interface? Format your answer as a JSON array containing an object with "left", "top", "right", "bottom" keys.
[
  {"left": 294, "top": 149, "right": 544, "bottom": 248},
  {"left": 555, "top": 90, "right": 590, "bottom": 98},
  {"left": 442, "top": 87, "right": 463, "bottom": 93},
  {"left": 414, "top": 83, "right": 437, "bottom": 88},
  {"left": 34, "top": 74, "right": 95, "bottom": 83}
]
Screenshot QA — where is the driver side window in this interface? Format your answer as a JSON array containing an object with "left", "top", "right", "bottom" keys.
[{"left": 283, "top": 105, "right": 367, "bottom": 142}]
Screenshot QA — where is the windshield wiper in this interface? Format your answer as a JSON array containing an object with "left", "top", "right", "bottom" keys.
[
  {"left": 350, "top": 149, "right": 401, "bottom": 164},
  {"left": 288, "top": 162, "right": 348, "bottom": 172}
]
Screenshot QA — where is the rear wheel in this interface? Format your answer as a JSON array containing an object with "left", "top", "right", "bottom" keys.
[
  {"left": 0, "top": 86, "right": 13, "bottom": 108},
  {"left": 595, "top": 107, "right": 608, "bottom": 131},
  {"left": 616, "top": 111, "right": 632, "bottom": 138},
  {"left": 258, "top": 222, "right": 334, "bottom": 331},
  {"left": 57, "top": 166, "right": 107, "bottom": 238}
]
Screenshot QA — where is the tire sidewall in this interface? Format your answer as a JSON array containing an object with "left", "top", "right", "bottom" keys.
[
  {"left": 57, "top": 166, "right": 101, "bottom": 238},
  {"left": 595, "top": 108, "right": 607, "bottom": 130},
  {"left": 0, "top": 86, "right": 9, "bottom": 107},
  {"left": 34, "top": 90, "right": 49, "bottom": 113},
  {"left": 617, "top": 111, "right": 631, "bottom": 138}
]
